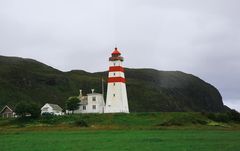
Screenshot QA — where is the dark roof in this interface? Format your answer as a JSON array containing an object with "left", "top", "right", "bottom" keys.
[
  {"left": 0, "top": 105, "right": 14, "bottom": 114},
  {"left": 47, "top": 103, "right": 63, "bottom": 111}
]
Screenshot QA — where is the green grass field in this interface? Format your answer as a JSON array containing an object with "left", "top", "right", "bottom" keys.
[
  {"left": 1, "top": 113, "right": 240, "bottom": 151},
  {"left": 0, "top": 130, "right": 240, "bottom": 151}
]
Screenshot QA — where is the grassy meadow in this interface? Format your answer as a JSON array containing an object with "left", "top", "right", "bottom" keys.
[
  {"left": 0, "top": 112, "right": 240, "bottom": 151},
  {"left": 0, "top": 130, "right": 240, "bottom": 151},
  {"left": 1, "top": 112, "right": 239, "bottom": 130}
]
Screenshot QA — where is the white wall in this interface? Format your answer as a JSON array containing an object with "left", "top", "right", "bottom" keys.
[
  {"left": 73, "top": 94, "right": 105, "bottom": 114},
  {"left": 41, "top": 104, "right": 63, "bottom": 115}
]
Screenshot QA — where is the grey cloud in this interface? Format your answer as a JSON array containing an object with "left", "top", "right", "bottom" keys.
[{"left": 0, "top": 0, "right": 239, "bottom": 110}]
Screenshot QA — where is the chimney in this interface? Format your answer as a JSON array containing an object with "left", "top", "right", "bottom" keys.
[
  {"left": 79, "top": 89, "right": 82, "bottom": 97},
  {"left": 91, "top": 89, "right": 95, "bottom": 93}
]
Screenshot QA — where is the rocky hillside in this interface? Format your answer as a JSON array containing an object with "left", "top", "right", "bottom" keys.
[{"left": 0, "top": 55, "right": 226, "bottom": 112}]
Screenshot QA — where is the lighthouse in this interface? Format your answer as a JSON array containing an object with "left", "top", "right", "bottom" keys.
[{"left": 105, "top": 48, "right": 129, "bottom": 113}]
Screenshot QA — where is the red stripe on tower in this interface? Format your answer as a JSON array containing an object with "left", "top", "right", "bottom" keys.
[
  {"left": 109, "top": 66, "right": 124, "bottom": 72},
  {"left": 108, "top": 77, "right": 126, "bottom": 83}
]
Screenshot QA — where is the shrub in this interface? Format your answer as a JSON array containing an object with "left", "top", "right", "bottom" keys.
[
  {"left": 205, "top": 111, "right": 240, "bottom": 123},
  {"left": 75, "top": 119, "right": 88, "bottom": 127},
  {"left": 41, "top": 112, "right": 54, "bottom": 117},
  {"left": 158, "top": 115, "right": 207, "bottom": 126},
  {"left": 159, "top": 119, "right": 183, "bottom": 126},
  {"left": 227, "top": 109, "right": 240, "bottom": 122},
  {"left": 206, "top": 113, "right": 229, "bottom": 122},
  {"left": 40, "top": 115, "right": 59, "bottom": 124}
]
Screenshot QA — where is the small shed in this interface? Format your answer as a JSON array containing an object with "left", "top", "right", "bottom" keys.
[{"left": 0, "top": 105, "right": 15, "bottom": 118}]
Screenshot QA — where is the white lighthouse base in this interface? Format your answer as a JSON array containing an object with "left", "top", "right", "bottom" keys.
[{"left": 105, "top": 83, "right": 129, "bottom": 113}]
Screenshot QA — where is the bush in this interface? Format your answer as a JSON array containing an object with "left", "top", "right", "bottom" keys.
[
  {"left": 158, "top": 114, "right": 207, "bottom": 126},
  {"left": 159, "top": 119, "right": 183, "bottom": 126},
  {"left": 205, "top": 110, "right": 240, "bottom": 123},
  {"left": 205, "top": 113, "right": 216, "bottom": 121},
  {"left": 75, "top": 119, "right": 88, "bottom": 127},
  {"left": 40, "top": 115, "right": 59, "bottom": 124},
  {"left": 206, "top": 113, "right": 230, "bottom": 123},
  {"left": 41, "top": 112, "right": 54, "bottom": 117},
  {"left": 227, "top": 109, "right": 240, "bottom": 122}
]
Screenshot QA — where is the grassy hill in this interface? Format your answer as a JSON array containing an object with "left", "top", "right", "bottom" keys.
[
  {"left": 0, "top": 55, "right": 226, "bottom": 112},
  {"left": 0, "top": 112, "right": 239, "bottom": 131}
]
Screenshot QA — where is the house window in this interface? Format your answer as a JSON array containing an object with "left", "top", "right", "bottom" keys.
[
  {"left": 113, "top": 73, "right": 116, "bottom": 76},
  {"left": 113, "top": 83, "right": 115, "bottom": 86},
  {"left": 113, "top": 63, "right": 116, "bottom": 66},
  {"left": 83, "top": 106, "right": 86, "bottom": 110},
  {"left": 92, "top": 105, "right": 96, "bottom": 110},
  {"left": 92, "top": 96, "right": 96, "bottom": 101}
]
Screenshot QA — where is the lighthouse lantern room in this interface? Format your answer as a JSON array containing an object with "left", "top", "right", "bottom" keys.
[{"left": 105, "top": 48, "right": 129, "bottom": 113}]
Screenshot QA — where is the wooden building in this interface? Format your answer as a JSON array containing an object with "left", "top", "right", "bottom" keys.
[{"left": 0, "top": 105, "right": 15, "bottom": 118}]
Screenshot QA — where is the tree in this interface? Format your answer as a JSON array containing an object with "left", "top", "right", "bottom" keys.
[
  {"left": 15, "top": 102, "right": 28, "bottom": 117},
  {"left": 15, "top": 101, "right": 40, "bottom": 118},
  {"left": 66, "top": 97, "right": 80, "bottom": 114},
  {"left": 228, "top": 109, "right": 240, "bottom": 122},
  {"left": 28, "top": 102, "right": 41, "bottom": 118}
]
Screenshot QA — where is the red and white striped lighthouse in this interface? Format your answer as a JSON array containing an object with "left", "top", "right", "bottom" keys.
[{"left": 105, "top": 48, "right": 129, "bottom": 113}]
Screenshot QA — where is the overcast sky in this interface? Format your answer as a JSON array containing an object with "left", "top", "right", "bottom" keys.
[{"left": 0, "top": 0, "right": 239, "bottom": 111}]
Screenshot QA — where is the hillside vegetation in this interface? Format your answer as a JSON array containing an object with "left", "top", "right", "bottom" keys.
[
  {"left": 0, "top": 112, "right": 240, "bottom": 130},
  {"left": 0, "top": 55, "right": 226, "bottom": 112}
]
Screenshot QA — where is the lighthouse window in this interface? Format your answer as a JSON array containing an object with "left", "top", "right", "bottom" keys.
[
  {"left": 113, "top": 83, "right": 115, "bottom": 86},
  {"left": 83, "top": 106, "right": 86, "bottom": 110},
  {"left": 113, "top": 94, "right": 115, "bottom": 97},
  {"left": 92, "top": 105, "right": 96, "bottom": 110},
  {"left": 113, "top": 73, "right": 116, "bottom": 76},
  {"left": 114, "top": 63, "right": 116, "bottom": 66},
  {"left": 92, "top": 97, "right": 96, "bottom": 101}
]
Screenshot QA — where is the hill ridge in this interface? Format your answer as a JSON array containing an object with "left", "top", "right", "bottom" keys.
[{"left": 0, "top": 55, "right": 226, "bottom": 112}]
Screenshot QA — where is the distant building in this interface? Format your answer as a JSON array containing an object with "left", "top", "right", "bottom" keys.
[
  {"left": 0, "top": 105, "right": 16, "bottom": 118},
  {"left": 41, "top": 103, "right": 64, "bottom": 115},
  {"left": 70, "top": 89, "right": 105, "bottom": 114}
]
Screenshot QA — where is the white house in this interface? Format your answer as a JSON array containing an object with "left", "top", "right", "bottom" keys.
[
  {"left": 71, "top": 89, "right": 105, "bottom": 114},
  {"left": 41, "top": 103, "right": 64, "bottom": 115}
]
